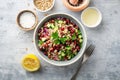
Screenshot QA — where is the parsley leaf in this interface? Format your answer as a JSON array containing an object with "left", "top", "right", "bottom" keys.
[
  {"left": 38, "top": 40, "right": 44, "bottom": 46},
  {"left": 54, "top": 39, "right": 60, "bottom": 44},
  {"left": 51, "top": 32, "right": 59, "bottom": 40},
  {"left": 65, "top": 46, "right": 71, "bottom": 50},
  {"left": 59, "top": 37, "right": 67, "bottom": 44},
  {"left": 78, "top": 30, "right": 82, "bottom": 35},
  {"left": 72, "top": 33, "right": 76, "bottom": 40}
]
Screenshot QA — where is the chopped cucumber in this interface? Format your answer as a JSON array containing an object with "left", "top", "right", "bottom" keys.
[
  {"left": 67, "top": 53, "right": 74, "bottom": 60},
  {"left": 58, "top": 55, "right": 62, "bottom": 60},
  {"left": 47, "top": 23, "right": 55, "bottom": 29},
  {"left": 38, "top": 40, "right": 43, "bottom": 46},
  {"left": 58, "top": 54, "right": 64, "bottom": 60},
  {"left": 53, "top": 26, "right": 58, "bottom": 32},
  {"left": 78, "top": 30, "right": 82, "bottom": 35},
  {"left": 65, "top": 46, "right": 71, "bottom": 50},
  {"left": 61, "top": 52, "right": 65, "bottom": 57},
  {"left": 72, "top": 33, "right": 76, "bottom": 40},
  {"left": 78, "top": 35, "right": 82, "bottom": 39},
  {"left": 54, "top": 39, "right": 60, "bottom": 44},
  {"left": 51, "top": 24, "right": 55, "bottom": 28},
  {"left": 58, "top": 20, "right": 63, "bottom": 24},
  {"left": 58, "top": 51, "right": 66, "bottom": 60},
  {"left": 47, "top": 23, "right": 51, "bottom": 28},
  {"left": 75, "top": 29, "right": 78, "bottom": 32},
  {"left": 80, "top": 39, "right": 83, "bottom": 43},
  {"left": 41, "top": 38, "right": 47, "bottom": 41},
  {"left": 66, "top": 36, "right": 70, "bottom": 40}
]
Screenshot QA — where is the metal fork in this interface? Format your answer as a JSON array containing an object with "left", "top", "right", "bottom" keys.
[{"left": 71, "top": 44, "right": 95, "bottom": 80}]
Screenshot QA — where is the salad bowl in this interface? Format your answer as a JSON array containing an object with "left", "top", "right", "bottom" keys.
[{"left": 34, "top": 13, "right": 87, "bottom": 66}]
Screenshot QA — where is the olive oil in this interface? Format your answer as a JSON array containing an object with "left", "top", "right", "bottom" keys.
[{"left": 82, "top": 8, "right": 100, "bottom": 27}]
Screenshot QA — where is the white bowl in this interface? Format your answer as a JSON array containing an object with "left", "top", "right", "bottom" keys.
[
  {"left": 34, "top": 13, "right": 87, "bottom": 66},
  {"left": 81, "top": 7, "right": 102, "bottom": 28},
  {"left": 33, "top": 0, "right": 55, "bottom": 12}
]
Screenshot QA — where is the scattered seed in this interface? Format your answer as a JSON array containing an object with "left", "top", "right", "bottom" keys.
[
  {"left": 26, "top": 48, "right": 28, "bottom": 51},
  {"left": 44, "top": 13, "right": 49, "bottom": 16}
]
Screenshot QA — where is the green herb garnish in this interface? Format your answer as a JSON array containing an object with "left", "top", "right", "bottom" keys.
[
  {"left": 59, "top": 37, "right": 67, "bottom": 44},
  {"left": 54, "top": 39, "right": 60, "bottom": 44},
  {"left": 65, "top": 46, "right": 71, "bottom": 50},
  {"left": 58, "top": 51, "right": 66, "bottom": 60},
  {"left": 78, "top": 30, "right": 82, "bottom": 35},
  {"left": 72, "top": 33, "right": 77, "bottom": 40},
  {"left": 51, "top": 32, "right": 59, "bottom": 39},
  {"left": 38, "top": 40, "right": 44, "bottom": 46}
]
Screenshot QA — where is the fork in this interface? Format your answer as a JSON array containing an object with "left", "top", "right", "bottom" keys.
[{"left": 71, "top": 44, "right": 95, "bottom": 80}]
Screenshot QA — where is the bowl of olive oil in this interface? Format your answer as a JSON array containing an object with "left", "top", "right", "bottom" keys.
[{"left": 81, "top": 7, "right": 102, "bottom": 28}]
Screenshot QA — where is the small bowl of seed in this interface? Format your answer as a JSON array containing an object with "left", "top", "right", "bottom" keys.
[{"left": 33, "top": 0, "right": 55, "bottom": 12}]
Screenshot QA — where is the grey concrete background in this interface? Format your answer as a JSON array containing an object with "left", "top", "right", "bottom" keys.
[{"left": 0, "top": 0, "right": 120, "bottom": 80}]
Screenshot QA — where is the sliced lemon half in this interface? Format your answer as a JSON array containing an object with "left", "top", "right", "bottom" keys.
[{"left": 21, "top": 54, "right": 40, "bottom": 72}]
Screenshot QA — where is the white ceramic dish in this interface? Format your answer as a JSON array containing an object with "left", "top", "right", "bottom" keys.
[
  {"left": 81, "top": 7, "right": 102, "bottom": 28},
  {"left": 33, "top": 0, "right": 55, "bottom": 12},
  {"left": 34, "top": 13, "right": 87, "bottom": 66}
]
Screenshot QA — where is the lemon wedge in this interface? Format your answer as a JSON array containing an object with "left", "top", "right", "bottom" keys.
[{"left": 21, "top": 54, "right": 40, "bottom": 72}]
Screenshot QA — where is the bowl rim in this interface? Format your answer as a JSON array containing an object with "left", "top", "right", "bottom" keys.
[
  {"left": 33, "top": 0, "right": 55, "bottom": 12},
  {"left": 81, "top": 7, "right": 102, "bottom": 28},
  {"left": 33, "top": 13, "right": 87, "bottom": 66}
]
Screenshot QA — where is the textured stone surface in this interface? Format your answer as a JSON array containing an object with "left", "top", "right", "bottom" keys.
[{"left": 0, "top": 0, "right": 120, "bottom": 80}]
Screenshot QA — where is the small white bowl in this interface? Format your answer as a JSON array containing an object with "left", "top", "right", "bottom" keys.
[
  {"left": 81, "top": 7, "right": 102, "bottom": 28},
  {"left": 16, "top": 10, "right": 38, "bottom": 31},
  {"left": 33, "top": 0, "right": 55, "bottom": 12}
]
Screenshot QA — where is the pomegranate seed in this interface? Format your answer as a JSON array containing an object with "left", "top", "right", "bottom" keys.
[
  {"left": 74, "top": 40, "right": 77, "bottom": 45},
  {"left": 70, "top": 29, "right": 75, "bottom": 33},
  {"left": 44, "top": 52, "right": 47, "bottom": 55},
  {"left": 75, "top": 26, "right": 79, "bottom": 29},
  {"left": 76, "top": 46, "right": 80, "bottom": 51},
  {"left": 66, "top": 19, "right": 70, "bottom": 24},
  {"left": 61, "top": 27, "right": 65, "bottom": 31},
  {"left": 50, "top": 48, "right": 54, "bottom": 52}
]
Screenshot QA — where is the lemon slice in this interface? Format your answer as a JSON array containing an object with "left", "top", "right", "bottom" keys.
[{"left": 21, "top": 54, "right": 40, "bottom": 72}]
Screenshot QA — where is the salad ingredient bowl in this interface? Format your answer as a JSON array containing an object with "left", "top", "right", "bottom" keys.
[{"left": 34, "top": 13, "right": 87, "bottom": 66}]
